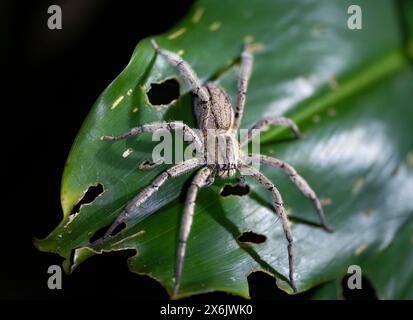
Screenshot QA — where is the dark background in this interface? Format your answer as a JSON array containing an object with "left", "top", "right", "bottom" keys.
[{"left": 1, "top": 0, "right": 374, "bottom": 300}]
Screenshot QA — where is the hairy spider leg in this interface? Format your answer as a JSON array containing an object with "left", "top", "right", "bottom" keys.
[
  {"left": 101, "top": 121, "right": 203, "bottom": 153},
  {"left": 100, "top": 159, "right": 202, "bottom": 240},
  {"left": 232, "top": 44, "right": 253, "bottom": 131},
  {"left": 151, "top": 39, "right": 210, "bottom": 104},
  {"left": 240, "top": 116, "right": 302, "bottom": 147},
  {"left": 174, "top": 166, "right": 212, "bottom": 295},
  {"left": 243, "top": 154, "right": 333, "bottom": 232},
  {"left": 240, "top": 163, "right": 296, "bottom": 291}
]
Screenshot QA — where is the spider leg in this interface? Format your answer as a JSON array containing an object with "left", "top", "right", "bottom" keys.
[
  {"left": 239, "top": 163, "right": 296, "bottom": 292},
  {"left": 240, "top": 116, "right": 302, "bottom": 147},
  {"left": 150, "top": 39, "right": 210, "bottom": 103},
  {"left": 101, "top": 121, "right": 203, "bottom": 152},
  {"left": 173, "top": 165, "right": 213, "bottom": 296},
  {"left": 243, "top": 154, "right": 333, "bottom": 232},
  {"left": 99, "top": 158, "right": 202, "bottom": 241},
  {"left": 232, "top": 44, "right": 253, "bottom": 131}
]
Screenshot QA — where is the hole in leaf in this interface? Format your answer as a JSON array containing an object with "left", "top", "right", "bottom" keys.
[
  {"left": 139, "top": 158, "right": 163, "bottom": 170},
  {"left": 70, "top": 184, "right": 104, "bottom": 216},
  {"left": 89, "top": 222, "right": 127, "bottom": 244},
  {"left": 238, "top": 231, "right": 266, "bottom": 244},
  {"left": 248, "top": 271, "right": 311, "bottom": 300},
  {"left": 341, "top": 274, "right": 378, "bottom": 300},
  {"left": 147, "top": 78, "right": 180, "bottom": 105},
  {"left": 220, "top": 183, "right": 250, "bottom": 197},
  {"left": 66, "top": 249, "right": 169, "bottom": 299}
]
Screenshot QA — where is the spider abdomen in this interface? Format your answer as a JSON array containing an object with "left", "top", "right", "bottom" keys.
[
  {"left": 192, "top": 82, "right": 238, "bottom": 177},
  {"left": 193, "top": 83, "right": 234, "bottom": 131}
]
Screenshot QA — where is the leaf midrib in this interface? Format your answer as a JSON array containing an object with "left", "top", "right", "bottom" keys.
[{"left": 260, "top": 48, "right": 411, "bottom": 144}]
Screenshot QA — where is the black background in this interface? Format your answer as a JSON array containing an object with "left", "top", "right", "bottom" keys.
[{"left": 2, "top": 0, "right": 375, "bottom": 301}]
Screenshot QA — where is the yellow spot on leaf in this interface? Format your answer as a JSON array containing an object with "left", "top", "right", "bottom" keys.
[
  {"left": 111, "top": 95, "right": 124, "bottom": 109},
  {"left": 285, "top": 207, "right": 292, "bottom": 216},
  {"left": 248, "top": 42, "right": 264, "bottom": 53},
  {"left": 320, "top": 197, "right": 332, "bottom": 206},
  {"left": 244, "top": 35, "right": 254, "bottom": 44},
  {"left": 209, "top": 21, "right": 221, "bottom": 31},
  {"left": 127, "top": 89, "right": 133, "bottom": 96},
  {"left": 327, "top": 108, "right": 337, "bottom": 117},
  {"left": 132, "top": 107, "right": 139, "bottom": 113},
  {"left": 355, "top": 243, "right": 368, "bottom": 256},
  {"left": 192, "top": 7, "right": 205, "bottom": 23},
  {"left": 329, "top": 77, "right": 339, "bottom": 89},
  {"left": 312, "top": 114, "right": 321, "bottom": 123},
  {"left": 351, "top": 177, "right": 364, "bottom": 194},
  {"left": 406, "top": 151, "right": 413, "bottom": 168},
  {"left": 122, "top": 148, "right": 133, "bottom": 158},
  {"left": 168, "top": 27, "right": 187, "bottom": 40},
  {"left": 177, "top": 49, "right": 185, "bottom": 56}
]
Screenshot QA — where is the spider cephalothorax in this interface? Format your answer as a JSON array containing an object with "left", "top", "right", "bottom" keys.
[{"left": 100, "top": 39, "right": 333, "bottom": 295}]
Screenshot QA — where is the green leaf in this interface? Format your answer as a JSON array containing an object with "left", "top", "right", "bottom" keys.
[
  {"left": 362, "top": 217, "right": 413, "bottom": 299},
  {"left": 310, "top": 217, "right": 413, "bottom": 299},
  {"left": 35, "top": 0, "right": 413, "bottom": 299}
]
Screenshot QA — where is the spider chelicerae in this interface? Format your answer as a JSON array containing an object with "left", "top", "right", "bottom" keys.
[{"left": 100, "top": 39, "right": 333, "bottom": 294}]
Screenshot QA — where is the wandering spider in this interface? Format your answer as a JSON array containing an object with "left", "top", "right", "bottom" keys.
[{"left": 100, "top": 39, "right": 333, "bottom": 294}]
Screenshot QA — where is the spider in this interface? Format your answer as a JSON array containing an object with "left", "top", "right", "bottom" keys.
[{"left": 100, "top": 39, "right": 333, "bottom": 295}]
